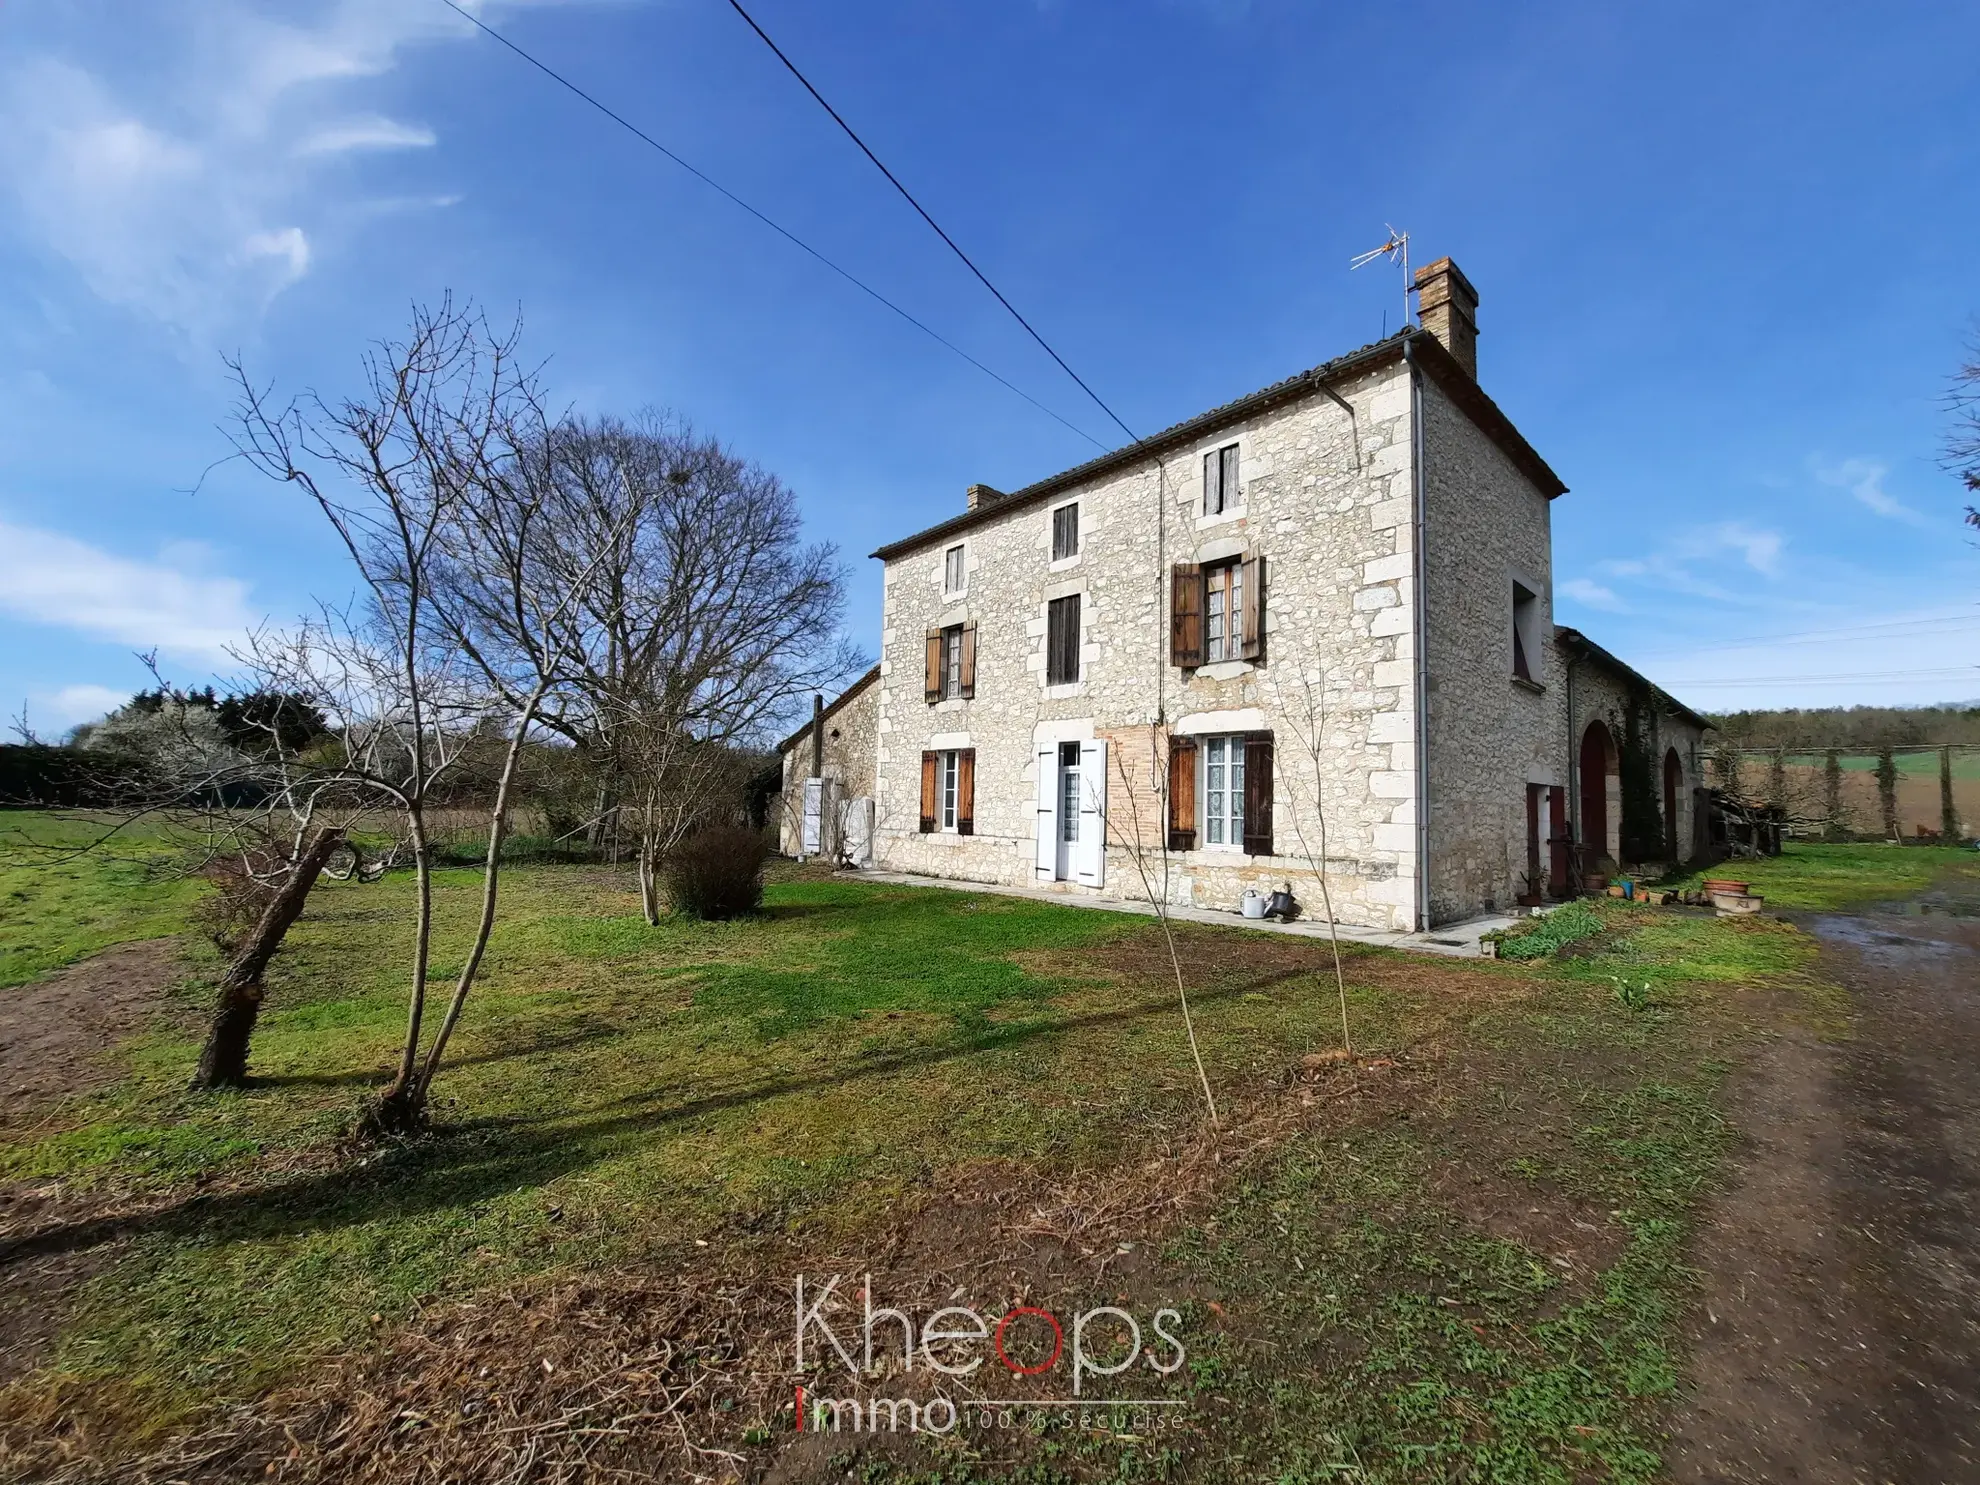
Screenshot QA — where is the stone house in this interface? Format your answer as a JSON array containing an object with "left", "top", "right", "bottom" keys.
[
  {"left": 813, "top": 258, "right": 1707, "bottom": 929},
  {"left": 775, "top": 665, "right": 879, "bottom": 860}
]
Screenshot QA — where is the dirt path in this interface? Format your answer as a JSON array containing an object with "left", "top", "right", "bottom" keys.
[
  {"left": 0, "top": 939, "right": 186, "bottom": 1126},
  {"left": 0, "top": 938, "right": 187, "bottom": 1388},
  {"left": 1671, "top": 876, "right": 1980, "bottom": 1483}
]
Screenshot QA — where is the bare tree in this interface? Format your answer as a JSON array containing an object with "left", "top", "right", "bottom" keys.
[
  {"left": 457, "top": 413, "right": 862, "bottom": 898},
  {"left": 1272, "top": 665, "right": 1356, "bottom": 1056},
  {"left": 1106, "top": 730, "right": 1219, "bottom": 1129},
  {"left": 227, "top": 299, "right": 547, "bottom": 1136},
  {"left": 1947, "top": 335, "right": 1980, "bottom": 532}
]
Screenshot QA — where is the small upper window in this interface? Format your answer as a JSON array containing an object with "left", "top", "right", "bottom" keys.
[
  {"left": 1204, "top": 558, "right": 1245, "bottom": 663},
  {"left": 943, "top": 543, "right": 966, "bottom": 595},
  {"left": 1512, "top": 580, "right": 1540, "bottom": 683},
  {"left": 1051, "top": 502, "right": 1080, "bottom": 562},
  {"left": 1203, "top": 443, "right": 1241, "bottom": 516}
]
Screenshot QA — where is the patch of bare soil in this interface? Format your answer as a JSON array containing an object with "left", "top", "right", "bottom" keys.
[
  {"left": 0, "top": 940, "right": 188, "bottom": 1395},
  {"left": 1669, "top": 879, "right": 1980, "bottom": 1484},
  {"left": 0, "top": 940, "right": 186, "bottom": 1126}
]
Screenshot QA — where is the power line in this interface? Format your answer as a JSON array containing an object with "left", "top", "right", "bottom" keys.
[
  {"left": 1629, "top": 611, "right": 1980, "bottom": 660},
  {"left": 1666, "top": 667, "right": 1980, "bottom": 687},
  {"left": 435, "top": 0, "right": 1110, "bottom": 451},
  {"left": 723, "top": 0, "right": 1141, "bottom": 446}
]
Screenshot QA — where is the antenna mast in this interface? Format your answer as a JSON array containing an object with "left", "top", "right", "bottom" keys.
[{"left": 1350, "top": 225, "right": 1412, "bottom": 331}]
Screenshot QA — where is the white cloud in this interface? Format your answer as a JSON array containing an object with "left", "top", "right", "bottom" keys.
[
  {"left": 1701, "top": 522, "right": 1783, "bottom": 577},
  {"left": 0, "top": 1, "right": 474, "bottom": 338},
  {"left": 0, "top": 519, "right": 259, "bottom": 661},
  {"left": 300, "top": 115, "right": 437, "bottom": 154},
  {"left": 1816, "top": 457, "right": 1931, "bottom": 526},
  {"left": 1560, "top": 577, "right": 1626, "bottom": 611},
  {"left": 31, "top": 683, "right": 129, "bottom": 731}
]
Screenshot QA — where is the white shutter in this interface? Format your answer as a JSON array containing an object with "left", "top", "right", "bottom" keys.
[
  {"left": 1034, "top": 745, "right": 1057, "bottom": 879},
  {"left": 1075, "top": 738, "right": 1107, "bottom": 887},
  {"left": 801, "top": 777, "right": 825, "bottom": 856}
]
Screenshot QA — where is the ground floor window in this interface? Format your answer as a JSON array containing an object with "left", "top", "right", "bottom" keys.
[
  {"left": 940, "top": 751, "right": 959, "bottom": 829},
  {"left": 919, "top": 747, "right": 975, "bottom": 834},
  {"left": 1204, "top": 734, "right": 1246, "bottom": 847}
]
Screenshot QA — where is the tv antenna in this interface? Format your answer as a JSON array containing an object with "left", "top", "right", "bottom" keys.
[{"left": 1351, "top": 226, "right": 1412, "bottom": 333}]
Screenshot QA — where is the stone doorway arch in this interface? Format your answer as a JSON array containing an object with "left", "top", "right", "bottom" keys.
[{"left": 1580, "top": 720, "right": 1620, "bottom": 872}]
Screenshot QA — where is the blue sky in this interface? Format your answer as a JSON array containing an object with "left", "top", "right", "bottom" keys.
[{"left": 1, "top": 0, "right": 1975, "bottom": 734}]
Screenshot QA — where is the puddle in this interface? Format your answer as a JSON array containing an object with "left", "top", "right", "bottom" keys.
[{"left": 1814, "top": 915, "right": 1969, "bottom": 963}]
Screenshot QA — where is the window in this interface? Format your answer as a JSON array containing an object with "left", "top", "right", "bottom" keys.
[
  {"left": 1512, "top": 580, "right": 1540, "bottom": 684},
  {"left": 1205, "top": 559, "right": 1245, "bottom": 663},
  {"left": 943, "top": 543, "right": 967, "bottom": 595},
  {"left": 1203, "top": 735, "right": 1246, "bottom": 847},
  {"left": 1051, "top": 502, "right": 1080, "bottom": 562},
  {"left": 924, "top": 620, "right": 976, "bottom": 702},
  {"left": 918, "top": 747, "right": 975, "bottom": 834},
  {"left": 1172, "top": 555, "right": 1264, "bottom": 667},
  {"left": 1203, "top": 442, "right": 1240, "bottom": 516},
  {"left": 1060, "top": 741, "right": 1081, "bottom": 844},
  {"left": 1046, "top": 594, "right": 1081, "bottom": 685}
]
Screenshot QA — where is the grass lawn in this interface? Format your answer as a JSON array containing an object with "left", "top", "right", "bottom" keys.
[
  {"left": 1, "top": 825, "right": 1961, "bottom": 1482},
  {"left": 0, "top": 812, "right": 209, "bottom": 989},
  {"left": 1662, "top": 840, "right": 1974, "bottom": 911}
]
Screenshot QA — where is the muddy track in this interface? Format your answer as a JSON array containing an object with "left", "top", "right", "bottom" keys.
[{"left": 1671, "top": 875, "right": 1980, "bottom": 1483}]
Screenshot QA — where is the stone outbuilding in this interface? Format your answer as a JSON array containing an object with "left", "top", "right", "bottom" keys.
[
  {"left": 775, "top": 665, "right": 878, "bottom": 861},
  {"left": 798, "top": 257, "right": 1708, "bottom": 928}
]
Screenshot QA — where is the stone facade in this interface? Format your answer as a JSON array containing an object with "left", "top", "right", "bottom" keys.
[
  {"left": 870, "top": 351, "right": 1429, "bottom": 931},
  {"left": 855, "top": 266, "right": 1710, "bottom": 927},
  {"left": 1559, "top": 635, "right": 1709, "bottom": 870},
  {"left": 776, "top": 666, "right": 879, "bottom": 857}
]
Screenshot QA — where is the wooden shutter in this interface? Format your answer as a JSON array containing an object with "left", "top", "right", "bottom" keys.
[
  {"left": 1170, "top": 563, "right": 1203, "bottom": 668},
  {"left": 956, "top": 749, "right": 976, "bottom": 835},
  {"left": 924, "top": 630, "right": 942, "bottom": 703},
  {"left": 1167, "top": 735, "right": 1198, "bottom": 851},
  {"left": 1239, "top": 554, "right": 1265, "bottom": 662},
  {"left": 1241, "top": 732, "right": 1274, "bottom": 856},
  {"left": 919, "top": 751, "right": 938, "bottom": 833},
  {"left": 959, "top": 621, "right": 977, "bottom": 699},
  {"left": 1221, "top": 444, "right": 1240, "bottom": 507},
  {"left": 1203, "top": 450, "right": 1220, "bottom": 514}
]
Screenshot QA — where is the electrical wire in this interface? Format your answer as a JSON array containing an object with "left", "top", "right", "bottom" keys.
[
  {"left": 723, "top": 0, "right": 1141, "bottom": 446},
  {"left": 1628, "top": 611, "right": 1980, "bottom": 660},
  {"left": 436, "top": 0, "right": 1111, "bottom": 452}
]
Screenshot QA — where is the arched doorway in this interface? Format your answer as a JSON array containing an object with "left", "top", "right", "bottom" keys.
[
  {"left": 1580, "top": 720, "right": 1617, "bottom": 872},
  {"left": 1663, "top": 748, "right": 1684, "bottom": 861}
]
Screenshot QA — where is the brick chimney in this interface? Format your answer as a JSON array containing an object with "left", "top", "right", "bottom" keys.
[
  {"left": 965, "top": 483, "right": 1005, "bottom": 512},
  {"left": 1412, "top": 258, "right": 1479, "bottom": 379}
]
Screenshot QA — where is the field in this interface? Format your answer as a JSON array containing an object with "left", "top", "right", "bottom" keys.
[{"left": 0, "top": 818, "right": 1969, "bottom": 1482}]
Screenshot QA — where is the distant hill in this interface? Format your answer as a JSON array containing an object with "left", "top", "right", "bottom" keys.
[{"left": 1706, "top": 704, "right": 1980, "bottom": 750}]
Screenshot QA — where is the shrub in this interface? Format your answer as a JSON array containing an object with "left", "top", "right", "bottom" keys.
[
  {"left": 662, "top": 825, "right": 769, "bottom": 920},
  {"left": 1496, "top": 898, "right": 1604, "bottom": 960}
]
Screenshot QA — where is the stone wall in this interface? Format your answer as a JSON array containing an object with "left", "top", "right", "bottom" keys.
[
  {"left": 870, "top": 355, "right": 1427, "bottom": 931},
  {"left": 777, "top": 671, "right": 879, "bottom": 856},
  {"left": 1419, "top": 372, "right": 1560, "bottom": 921},
  {"left": 1561, "top": 654, "right": 1709, "bottom": 868}
]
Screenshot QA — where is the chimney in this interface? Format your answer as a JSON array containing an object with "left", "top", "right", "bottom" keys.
[
  {"left": 965, "top": 483, "right": 1005, "bottom": 512},
  {"left": 1412, "top": 257, "right": 1479, "bottom": 379}
]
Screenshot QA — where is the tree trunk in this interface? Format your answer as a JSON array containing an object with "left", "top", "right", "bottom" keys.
[
  {"left": 1943, "top": 746, "right": 1961, "bottom": 842},
  {"left": 639, "top": 835, "right": 660, "bottom": 925},
  {"left": 191, "top": 827, "right": 345, "bottom": 1090}
]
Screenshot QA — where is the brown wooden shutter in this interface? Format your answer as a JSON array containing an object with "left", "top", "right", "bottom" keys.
[
  {"left": 959, "top": 621, "right": 977, "bottom": 699},
  {"left": 1241, "top": 732, "right": 1274, "bottom": 856},
  {"left": 1167, "top": 735, "right": 1198, "bottom": 851},
  {"left": 919, "top": 751, "right": 938, "bottom": 832},
  {"left": 924, "top": 630, "right": 942, "bottom": 703},
  {"left": 956, "top": 749, "right": 975, "bottom": 835},
  {"left": 1239, "top": 554, "right": 1264, "bottom": 662},
  {"left": 1170, "top": 563, "right": 1203, "bottom": 668}
]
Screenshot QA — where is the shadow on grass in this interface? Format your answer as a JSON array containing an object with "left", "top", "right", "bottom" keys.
[
  {"left": 0, "top": 966, "right": 1317, "bottom": 1269},
  {"left": 246, "top": 1026, "right": 623, "bottom": 1089}
]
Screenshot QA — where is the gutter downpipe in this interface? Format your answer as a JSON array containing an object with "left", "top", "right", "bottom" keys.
[{"left": 1404, "top": 334, "right": 1430, "bottom": 934}]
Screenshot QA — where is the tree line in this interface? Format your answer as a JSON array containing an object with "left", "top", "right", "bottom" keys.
[{"left": 1704, "top": 704, "right": 1980, "bottom": 751}]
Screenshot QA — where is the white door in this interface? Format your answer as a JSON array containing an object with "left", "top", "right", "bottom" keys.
[
  {"left": 1033, "top": 745, "right": 1057, "bottom": 880},
  {"left": 1075, "top": 738, "right": 1107, "bottom": 887},
  {"left": 1055, "top": 743, "right": 1080, "bottom": 882}
]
